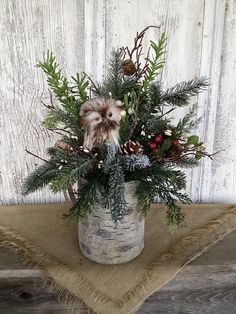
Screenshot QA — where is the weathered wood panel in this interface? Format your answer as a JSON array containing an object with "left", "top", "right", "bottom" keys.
[
  {"left": 0, "top": 0, "right": 235, "bottom": 205},
  {"left": 210, "top": 0, "right": 236, "bottom": 203},
  {"left": 0, "top": 0, "right": 85, "bottom": 205}
]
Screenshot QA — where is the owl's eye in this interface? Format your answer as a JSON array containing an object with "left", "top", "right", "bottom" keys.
[
  {"left": 108, "top": 112, "right": 113, "bottom": 118},
  {"left": 95, "top": 117, "right": 100, "bottom": 121}
]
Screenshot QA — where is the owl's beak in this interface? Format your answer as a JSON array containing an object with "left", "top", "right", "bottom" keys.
[
  {"left": 102, "top": 118, "right": 118, "bottom": 129},
  {"left": 103, "top": 118, "right": 111, "bottom": 127}
]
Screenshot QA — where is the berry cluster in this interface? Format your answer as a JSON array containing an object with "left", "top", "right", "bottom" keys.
[{"left": 148, "top": 134, "right": 163, "bottom": 152}]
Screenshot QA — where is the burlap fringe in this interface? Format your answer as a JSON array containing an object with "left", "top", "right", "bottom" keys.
[
  {"left": 0, "top": 226, "right": 111, "bottom": 313},
  {"left": 117, "top": 205, "right": 236, "bottom": 310},
  {"left": 1, "top": 205, "right": 236, "bottom": 314}
]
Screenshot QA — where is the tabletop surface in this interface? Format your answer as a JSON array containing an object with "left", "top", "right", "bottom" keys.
[{"left": 0, "top": 231, "right": 236, "bottom": 314}]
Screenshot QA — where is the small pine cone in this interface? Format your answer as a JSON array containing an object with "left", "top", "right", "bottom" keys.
[
  {"left": 122, "top": 59, "right": 136, "bottom": 76},
  {"left": 119, "top": 141, "right": 144, "bottom": 155},
  {"left": 169, "top": 145, "right": 182, "bottom": 161},
  {"left": 54, "top": 140, "right": 74, "bottom": 155}
]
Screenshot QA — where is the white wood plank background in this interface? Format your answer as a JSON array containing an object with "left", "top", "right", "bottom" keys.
[{"left": 0, "top": 0, "right": 235, "bottom": 205}]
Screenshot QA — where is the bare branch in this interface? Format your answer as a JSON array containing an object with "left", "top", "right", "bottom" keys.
[
  {"left": 25, "top": 149, "right": 50, "bottom": 163},
  {"left": 83, "top": 71, "right": 100, "bottom": 95},
  {"left": 122, "top": 25, "right": 160, "bottom": 80}
]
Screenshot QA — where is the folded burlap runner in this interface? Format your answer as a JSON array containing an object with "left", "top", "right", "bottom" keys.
[{"left": 0, "top": 203, "right": 236, "bottom": 313}]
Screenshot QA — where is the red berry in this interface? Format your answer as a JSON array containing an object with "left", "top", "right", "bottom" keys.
[
  {"left": 171, "top": 139, "right": 179, "bottom": 145},
  {"left": 149, "top": 142, "right": 157, "bottom": 150},
  {"left": 154, "top": 134, "right": 163, "bottom": 143}
]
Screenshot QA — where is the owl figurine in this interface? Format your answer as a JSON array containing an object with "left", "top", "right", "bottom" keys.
[{"left": 80, "top": 97, "right": 125, "bottom": 150}]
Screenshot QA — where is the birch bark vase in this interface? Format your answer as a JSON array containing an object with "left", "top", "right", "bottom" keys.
[{"left": 78, "top": 181, "right": 145, "bottom": 264}]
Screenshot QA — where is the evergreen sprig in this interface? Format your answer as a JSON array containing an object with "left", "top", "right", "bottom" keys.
[
  {"left": 108, "top": 160, "right": 126, "bottom": 222},
  {"left": 142, "top": 33, "right": 167, "bottom": 92},
  {"left": 37, "top": 51, "right": 78, "bottom": 114},
  {"left": 102, "top": 142, "right": 117, "bottom": 173},
  {"left": 49, "top": 157, "right": 95, "bottom": 193},
  {"left": 161, "top": 77, "right": 209, "bottom": 107},
  {"left": 64, "top": 175, "right": 105, "bottom": 220},
  {"left": 71, "top": 73, "right": 90, "bottom": 102},
  {"left": 121, "top": 154, "right": 150, "bottom": 171},
  {"left": 136, "top": 165, "right": 190, "bottom": 225},
  {"left": 97, "top": 50, "right": 124, "bottom": 99},
  {"left": 173, "top": 103, "right": 200, "bottom": 137},
  {"left": 22, "top": 161, "right": 59, "bottom": 195}
]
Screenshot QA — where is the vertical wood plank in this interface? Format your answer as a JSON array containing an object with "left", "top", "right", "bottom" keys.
[
  {"left": 0, "top": 0, "right": 85, "bottom": 205},
  {"left": 210, "top": 0, "right": 236, "bottom": 202},
  {"left": 189, "top": 0, "right": 226, "bottom": 202},
  {"left": 84, "top": 0, "right": 106, "bottom": 81}
]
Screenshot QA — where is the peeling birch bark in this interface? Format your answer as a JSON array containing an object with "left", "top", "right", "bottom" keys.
[{"left": 78, "top": 181, "right": 145, "bottom": 264}]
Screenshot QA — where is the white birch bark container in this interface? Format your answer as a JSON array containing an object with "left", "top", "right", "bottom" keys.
[{"left": 78, "top": 181, "right": 145, "bottom": 264}]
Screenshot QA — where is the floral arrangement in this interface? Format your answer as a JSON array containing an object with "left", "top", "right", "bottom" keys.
[{"left": 22, "top": 26, "right": 213, "bottom": 226}]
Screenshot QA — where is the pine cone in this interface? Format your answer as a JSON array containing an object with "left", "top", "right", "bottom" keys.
[
  {"left": 119, "top": 141, "right": 144, "bottom": 155},
  {"left": 55, "top": 140, "right": 74, "bottom": 154},
  {"left": 169, "top": 144, "right": 183, "bottom": 161},
  {"left": 122, "top": 59, "right": 136, "bottom": 76}
]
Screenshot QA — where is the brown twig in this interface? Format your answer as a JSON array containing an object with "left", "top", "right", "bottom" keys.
[
  {"left": 67, "top": 184, "right": 77, "bottom": 204},
  {"left": 150, "top": 149, "right": 223, "bottom": 166},
  {"left": 180, "top": 149, "right": 223, "bottom": 160},
  {"left": 49, "top": 90, "right": 54, "bottom": 107},
  {"left": 83, "top": 71, "right": 100, "bottom": 95},
  {"left": 122, "top": 25, "right": 160, "bottom": 80},
  {"left": 158, "top": 107, "right": 176, "bottom": 118},
  {"left": 48, "top": 128, "right": 73, "bottom": 135},
  {"left": 40, "top": 90, "right": 55, "bottom": 109},
  {"left": 25, "top": 149, "right": 50, "bottom": 163}
]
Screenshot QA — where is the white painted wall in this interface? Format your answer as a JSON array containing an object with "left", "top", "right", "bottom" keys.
[{"left": 0, "top": 0, "right": 235, "bottom": 205}]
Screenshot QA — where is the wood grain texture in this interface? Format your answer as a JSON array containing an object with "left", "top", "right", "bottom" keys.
[
  {"left": 1, "top": 230, "right": 236, "bottom": 313},
  {"left": 210, "top": 0, "right": 236, "bottom": 203},
  {"left": 0, "top": 0, "right": 236, "bottom": 205},
  {"left": 0, "top": 0, "right": 85, "bottom": 205}
]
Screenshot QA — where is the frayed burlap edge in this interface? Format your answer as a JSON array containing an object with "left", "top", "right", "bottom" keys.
[{"left": 0, "top": 205, "right": 236, "bottom": 314}]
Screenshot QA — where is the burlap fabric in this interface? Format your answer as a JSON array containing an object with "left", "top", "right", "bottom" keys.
[{"left": 0, "top": 203, "right": 236, "bottom": 314}]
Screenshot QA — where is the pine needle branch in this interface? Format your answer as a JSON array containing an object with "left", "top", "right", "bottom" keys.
[
  {"left": 161, "top": 77, "right": 209, "bottom": 107},
  {"left": 108, "top": 160, "right": 126, "bottom": 222},
  {"left": 142, "top": 33, "right": 167, "bottom": 92},
  {"left": 22, "top": 162, "right": 59, "bottom": 195}
]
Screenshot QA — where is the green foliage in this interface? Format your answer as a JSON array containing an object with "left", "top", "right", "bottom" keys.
[
  {"left": 43, "top": 112, "right": 61, "bottom": 129},
  {"left": 107, "top": 160, "right": 126, "bottom": 222},
  {"left": 22, "top": 161, "right": 59, "bottom": 195},
  {"left": 142, "top": 33, "right": 167, "bottom": 92},
  {"left": 121, "top": 154, "right": 150, "bottom": 171},
  {"left": 145, "top": 116, "right": 171, "bottom": 135},
  {"left": 173, "top": 103, "right": 200, "bottom": 138},
  {"left": 169, "top": 157, "right": 199, "bottom": 168},
  {"left": 161, "top": 77, "right": 209, "bottom": 107},
  {"left": 147, "top": 82, "right": 162, "bottom": 112},
  {"left": 64, "top": 175, "right": 105, "bottom": 221},
  {"left": 119, "top": 114, "right": 131, "bottom": 143},
  {"left": 188, "top": 135, "right": 199, "bottom": 145},
  {"left": 136, "top": 165, "right": 191, "bottom": 225},
  {"left": 37, "top": 51, "right": 90, "bottom": 134},
  {"left": 97, "top": 49, "right": 124, "bottom": 99},
  {"left": 49, "top": 157, "right": 95, "bottom": 193},
  {"left": 37, "top": 51, "right": 79, "bottom": 115},
  {"left": 159, "top": 139, "right": 171, "bottom": 155},
  {"left": 102, "top": 142, "right": 118, "bottom": 172},
  {"left": 71, "top": 73, "right": 90, "bottom": 102}
]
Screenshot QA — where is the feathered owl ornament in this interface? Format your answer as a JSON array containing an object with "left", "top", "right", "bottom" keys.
[{"left": 80, "top": 97, "right": 126, "bottom": 150}]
